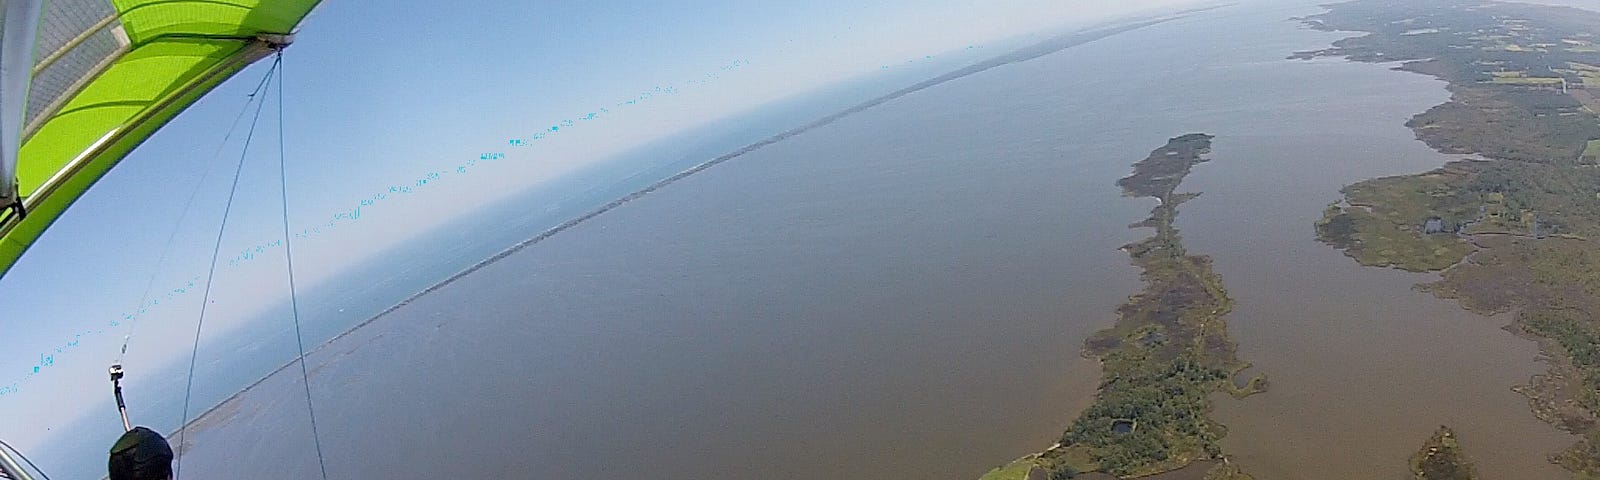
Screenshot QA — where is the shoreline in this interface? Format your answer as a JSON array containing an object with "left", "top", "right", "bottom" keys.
[
  {"left": 983, "top": 134, "right": 1261, "bottom": 480},
  {"left": 172, "top": 11, "right": 1205, "bottom": 442},
  {"left": 1302, "top": 0, "right": 1600, "bottom": 475}
]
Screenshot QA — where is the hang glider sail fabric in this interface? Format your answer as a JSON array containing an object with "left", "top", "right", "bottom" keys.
[{"left": 0, "top": 0, "right": 320, "bottom": 279}]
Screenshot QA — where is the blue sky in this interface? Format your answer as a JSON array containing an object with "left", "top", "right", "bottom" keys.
[{"left": 0, "top": 0, "right": 1201, "bottom": 467}]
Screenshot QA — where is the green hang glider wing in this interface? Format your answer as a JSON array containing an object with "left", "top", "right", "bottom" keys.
[{"left": 0, "top": 0, "right": 321, "bottom": 279}]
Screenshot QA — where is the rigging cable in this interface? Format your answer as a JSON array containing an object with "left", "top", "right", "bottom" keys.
[
  {"left": 173, "top": 56, "right": 279, "bottom": 480},
  {"left": 116, "top": 68, "right": 277, "bottom": 365},
  {"left": 0, "top": 439, "right": 50, "bottom": 480},
  {"left": 273, "top": 50, "right": 331, "bottom": 480}
]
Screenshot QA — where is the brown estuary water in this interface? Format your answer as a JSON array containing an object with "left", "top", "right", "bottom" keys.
[{"left": 174, "top": 1, "right": 1572, "bottom": 478}]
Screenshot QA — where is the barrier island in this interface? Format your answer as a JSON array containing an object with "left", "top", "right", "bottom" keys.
[{"left": 982, "top": 134, "right": 1264, "bottom": 480}]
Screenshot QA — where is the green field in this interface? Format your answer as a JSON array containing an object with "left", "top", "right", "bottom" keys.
[
  {"left": 978, "top": 457, "right": 1037, "bottom": 480},
  {"left": 1314, "top": 168, "right": 1477, "bottom": 272},
  {"left": 1488, "top": 76, "right": 1563, "bottom": 85},
  {"left": 1583, "top": 139, "right": 1600, "bottom": 161}
]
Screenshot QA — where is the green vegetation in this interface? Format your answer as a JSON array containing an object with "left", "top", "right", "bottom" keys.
[
  {"left": 1298, "top": 0, "right": 1600, "bottom": 476},
  {"left": 1314, "top": 161, "right": 1600, "bottom": 459},
  {"left": 1405, "top": 86, "right": 1599, "bottom": 164},
  {"left": 1026, "top": 134, "right": 1262, "bottom": 479},
  {"left": 979, "top": 456, "right": 1041, "bottom": 480},
  {"left": 1315, "top": 204, "right": 1471, "bottom": 272},
  {"left": 1410, "top": 426, "right": 1478, "bottom": 480},
  {"left": 1295, "top": 0, "right": 1600, "bottom": 164},
  {"left": 1584, "top": 139, "right": 1600, "bottom": 162},
  {"left": 1314, "top": 167, "right": 1478, "bottom": 272},
  {"left": 1202, "top": 463, "right": 1253, "bottom": 480},
  {"left": 1489, "top": 76, "right": 1564, "bottom": 85},
  {"left": 1314, "top": 156, "right": 1600, "bottom": 270},
  {"left": 1422, "top": 236, "right": 1600, "bottom": 439},
  {"left": 1525, "top": 309, "right": 1600, "bottom": 417}
]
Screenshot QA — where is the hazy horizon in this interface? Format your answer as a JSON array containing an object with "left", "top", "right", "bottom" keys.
[{"left": 0, "top": 0, "right": 1210, "bottom": 470}]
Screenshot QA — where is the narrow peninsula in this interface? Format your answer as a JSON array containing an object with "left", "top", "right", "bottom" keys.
[
  {"left": 1301, "top": 0, "right": 1600, "bottom": 475},
  {"left": 982, "top": 134, "right": 1263, "bottom": 480}
]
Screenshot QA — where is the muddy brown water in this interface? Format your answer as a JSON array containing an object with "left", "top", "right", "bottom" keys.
[{"left": 169, "top": 2, "right": 1573, "bottom": 479}]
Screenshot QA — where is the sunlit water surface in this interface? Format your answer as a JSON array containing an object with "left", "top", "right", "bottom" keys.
[{"left": 150, "top": 2, "right": 1574, "bottom": 479}]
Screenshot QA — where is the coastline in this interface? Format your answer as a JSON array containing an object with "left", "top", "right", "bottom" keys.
[
  {"left": 1301, "top": 0, "right": 1600, "bottom": 475},
  {"left": 982, "top": 134, "right": 1261, "bottom": 480},
  {"left": 171, "top": 9, "right": 1206, "bottom": 446}
]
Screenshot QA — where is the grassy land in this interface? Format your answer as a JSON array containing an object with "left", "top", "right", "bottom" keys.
[
  {"left": 1421, "top": 236, "right": 1600, "bottom": 436},
  {"left": 1411, "top": 426, "right": 1478, "bottom": 480},
  {"left": 1583, "top": 139, "right": 1600, "bottom": 162},
  {"left": 979, "top": 456, "right": 1040, "bottom": 480},
  {"left": 1021, "top": 134, "right": 1262, "bottom": 479},
  {"left": 1298, "top": 0, "right": 1600, "bottom": 475},
  {"left": 1405, "top": 84, "right": 1599, "bottom": 164},
  {"left": 1314, "top": 163, "right": 1600, "bottom": 462},
  {"left": 1294, "top": 0, "right": 1600, "bottom": 164},
  {"left": 1310, "top": 156, "right": 1600, "bottom": 270},
  {"left": 1489, "top": 76, "right": 1564, "bottom": 85},
  {"left": 1315, "top": 175, "right": 1477, "bottom": 272}
]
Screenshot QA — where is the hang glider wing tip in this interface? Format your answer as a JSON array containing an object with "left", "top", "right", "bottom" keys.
[{"left": 0, "top": 0, "right": 322, "bottom": 280}]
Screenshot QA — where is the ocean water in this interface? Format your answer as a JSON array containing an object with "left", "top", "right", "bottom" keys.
[{"left": 47, "top": 1, "right": 1580, "bottom": 479}]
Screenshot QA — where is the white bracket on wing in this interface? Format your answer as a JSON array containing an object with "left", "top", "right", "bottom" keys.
[{"left": 0, "top": 0, "right": 43, "bottom": 216}]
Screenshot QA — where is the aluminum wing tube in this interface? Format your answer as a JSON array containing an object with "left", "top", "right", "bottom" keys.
[
  {"left": 0, "top": 0, "right": 41, "bottom": 211},
  {"left": 0, "top": 0, "right": 320, "bottom": 279}
]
